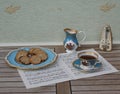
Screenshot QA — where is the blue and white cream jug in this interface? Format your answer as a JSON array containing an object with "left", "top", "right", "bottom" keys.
[{"left": 63, "top": 28, "right": 86, "bottom": 53}]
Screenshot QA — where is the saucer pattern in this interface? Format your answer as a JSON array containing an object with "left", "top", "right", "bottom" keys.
[{"left": 73, "top": 58, "right": 102, "bottom": 73}]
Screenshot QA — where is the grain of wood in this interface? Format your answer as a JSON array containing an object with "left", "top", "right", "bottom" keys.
[{"left": 72, "top": 91, "right": 120, "bottom": 94}]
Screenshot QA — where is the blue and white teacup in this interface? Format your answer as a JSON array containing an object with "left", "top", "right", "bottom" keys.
[{"left": 78, "top": 51, "right": 99, "bottom": 70}]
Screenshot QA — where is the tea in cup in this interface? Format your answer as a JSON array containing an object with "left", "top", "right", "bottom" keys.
[{"left": 78, "top": 51, "right": 99, "bottom": 70}]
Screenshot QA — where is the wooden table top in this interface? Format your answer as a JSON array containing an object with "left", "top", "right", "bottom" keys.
[{"left": 0, "top": 44, "right": 120, "bottom": 94}]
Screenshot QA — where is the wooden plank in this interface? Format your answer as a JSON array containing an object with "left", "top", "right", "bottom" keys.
[
  {"left": 0, "top": 82, "right": 55, "bottom": 88},
  {"left": 72, "top": 85, "right": 120, "bottom": 91},
  {"left": 56, "top": 81, "right": 71, "bottom": 94},
  {"left": 0, "top": 82, "right": 24, "bottom": 87},
  {"left": 78, "top": 44, "right": 120, "bottom": 49},
  {"left": 0, "top": 67, "right": 17, "bottom": 72},
  {"left": 0, "top": 91, "right": 56, "bottom": 94},
  {"left": 99, "top": 53, "right": 120, "bottom": 58},
  {"left": 0, "top": 87, "right": 56, "bottom": 92},
  {"left": 0, "top": 77, "right": 22, "bottom": 82},
  {"left": 0, "top": 52, "right": 8, "bottom": 58},
  {"left": 72, "top": 91, "right": 120, "bottom": 94},
  {"left": 1, "top": 72, "right": 20, "bottom": 77},
  {"left": 71, "top": 79, "right": 120, "bottom": 85}
]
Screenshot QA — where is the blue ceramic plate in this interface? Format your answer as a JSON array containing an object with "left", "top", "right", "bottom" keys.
[
  {"left": 5, "top": 47, "right": 58, "bottom": 70},
  {"left": 73, "top": 58, "right": 102, "bottom": 73}
]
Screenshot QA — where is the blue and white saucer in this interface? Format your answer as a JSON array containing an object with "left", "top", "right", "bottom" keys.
[{"left": 73, "top": 58, "right": 102, "bottom": 73}]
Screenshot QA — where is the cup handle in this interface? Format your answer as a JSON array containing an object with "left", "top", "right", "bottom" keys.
[{"left": 78, "top": 31, "right": 86, "bottom": 46}]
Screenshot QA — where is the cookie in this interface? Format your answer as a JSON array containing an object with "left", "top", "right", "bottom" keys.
[
  {"left": 29, "top": 48, "right": 35, "bottom": 55},
  {"left": 19, "top": 56, "right": 30, "bottom": 65},
  {"left": 37, "top": 52, "right": 48, "bottom": 61},
  {"left": 30, "top": 55, "right": 42, "bottom": 64},
  {"left": 15, "top": 48, "right": 48, "bottom": 65},
  {"left": 29, "top": 48, "right": 43, "bottom": 55},
  {"left": 16, "top": 50, "right": 28, "bottom": 62}
]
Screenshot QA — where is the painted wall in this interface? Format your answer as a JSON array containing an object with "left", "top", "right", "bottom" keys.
[{"left": 0, "top": 0, "right": 120, "bottom": 46}]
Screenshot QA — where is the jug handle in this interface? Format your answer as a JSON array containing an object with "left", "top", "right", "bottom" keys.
[{"left": 78, "top": 31, "right": 86, "bottom": 46}]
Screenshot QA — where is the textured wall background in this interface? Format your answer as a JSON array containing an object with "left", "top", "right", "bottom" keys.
[{"left": 0, "top": 0, "right": 120, "bottom": 46}]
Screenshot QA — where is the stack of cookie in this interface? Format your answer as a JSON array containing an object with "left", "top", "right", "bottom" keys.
[{"left": 15, "top": 48, "right": 48, "bottom": 65}]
